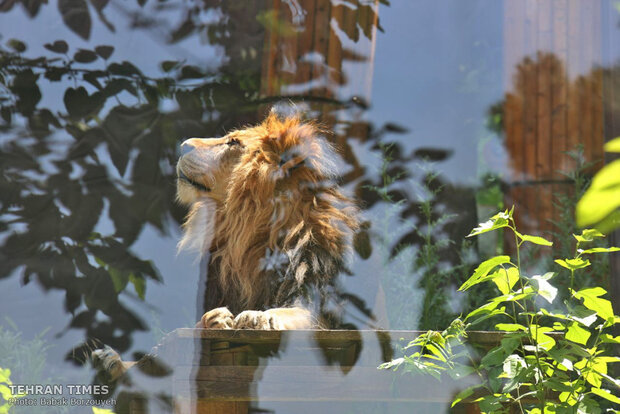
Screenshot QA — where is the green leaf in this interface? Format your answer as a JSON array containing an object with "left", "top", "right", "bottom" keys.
[
  {"left": 579, "top": 247, "right": 620, "bottom": 254},
  {"left": 451, "top": 384, "right": 480, "bottom": 407},
  {"left": 590, "top": 387, "right": 620, "bottom": 404},
  {"left": 575, "top": 357, "right": 607, "bottom": 388},
  {"left": 0, "top": 384, "right": 11, "bottom": 400},
  {"left": 604, "top": 137, "right": 620, "bottom": 153},
  {"left": 92, "top": 408, "right": 116, "bottom": 414},
  {"left": 548, "top": 350, "right": 574, "bottom": 371},
  {"left": 599, "top": 334, "right": 620, "bottom": 344},
  {"left": 530, "top": 325, "right": 557, "bottom": 351},
  {"left": 44, "top": 40, "right": 69, "bottom": 54},
  {"left": 7, "top": 39, "right": 26, "bottom": 53},
  {"left": 459, "top": 255, "right": 512, "bottom": 291},
  {"left": 531, "top": 273, "right": 558, "bottom": 304},
  {"left": 555, "top": 257, "right": 591, "bottom": 271},
  {"left": 467, "top": 306, "right": 507, "bottom": 326},
  {"left": 576, "top": 159, "right": 620, "bottom": 230},
  {"left": 74, "top": 49, "right": 98, "bottom": 63},
  {"left": 491, "top": 267, "right": 520, "bottom": 295},
  {"left": 447, "top": 364, "right": 475, "bottom": 380},
  {"left": 570, "top": 306, "right": 598, "bottom": 327},
  {"left": 572, "top": 288, "right": 614, "bottom": 321},
  {"left": 108, "top": 268, "right": 130, "bottom": 293},
  {"left": 467, "top": 210, "right": 511, "bottom": 237},
  {"left": 378, "top": 357, "right": 404, "bottom": 370},
  {"left": 464, "top": 301, "right": 501, "bottom": 322},
  {"left": 480, "top": 347, "right": 507, "bottom": 367},
  {"left": 0, "top": 368, "right": 10, "bottom": 384},
  {"left": 566, "top": 322, "right": 591, "bottom": 345},
  {"left": 94, "top": 45, "right": 114, "bottom": 60},
  {"left": 502, "top": 354, "right": 526, "bottom": 379},
  {"left": 501, "top": 354, "right": 528, "bottom": 393},
  {"left": 495, "top": 323, "right": 526, "bottom": 332},
  {"left": 476, "top": 394, "right": 505, "bottom": 412},
  {"left": 516, "top": 232, "right": 553, "bottom": 246},
  {"left": 130, "top": 274, "right": 146, "bottom": 300},
  {"left": 574, "top": 229, "right": 606, "bottom": 243}
]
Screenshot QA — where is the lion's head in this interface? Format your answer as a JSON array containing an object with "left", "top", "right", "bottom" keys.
[{"left": 176, "top": 112, "right": 358, "bottom": 314}]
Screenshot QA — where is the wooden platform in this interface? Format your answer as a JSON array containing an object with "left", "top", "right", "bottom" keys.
[{"left": 118, "top": 329, "right": 495, "bottom": 414}]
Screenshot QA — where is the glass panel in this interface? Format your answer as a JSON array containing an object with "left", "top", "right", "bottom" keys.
[{"left": 0, "top": 1, "right": 617, "bottom": 413}]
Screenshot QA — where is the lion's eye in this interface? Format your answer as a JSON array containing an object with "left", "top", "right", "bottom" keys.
[{"left": 227, "top": 138, "right": 241, "bottom": 146}]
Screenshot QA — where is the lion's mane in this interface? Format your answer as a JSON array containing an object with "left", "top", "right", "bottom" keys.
[{"left": 181, "top": 114, "right": 359, "bottom": 325}]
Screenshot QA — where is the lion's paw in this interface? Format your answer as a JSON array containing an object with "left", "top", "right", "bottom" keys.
[
  {"left": 91, "top": 346, "right": 127, "bottom": 382},
  {"left": 234, "top": 310, "right": 279, "bottom": 330},
  {"left": 197, "top": 307, "right": 234, "bottom": 329}
]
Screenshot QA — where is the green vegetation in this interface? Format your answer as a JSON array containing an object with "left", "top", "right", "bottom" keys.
[
  {"left": 380, "top": 208, "right": 620, "bottom": 413},
  {"left": 577, "top": 137, "right": 620, "bottom": 234},
  {"left": 0, "top": 368, "right": 25, "bottom": 414},
  {"left": 0, "top": 321, "right": 70, "bottom": 414}
]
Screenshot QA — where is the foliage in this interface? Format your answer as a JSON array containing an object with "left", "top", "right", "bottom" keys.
[
  {"left": 577, "top": 137, "right": 620, "bottom": 233},
  {"left": 364, "top": 142, "right": 479, "bottom": 330},
  {"left": 0, "top": 321, "right": 72, "bottom": 414},
  {"left": 549, "top": 145, "right": 610, "bottom": 294},
  {"left": 0, "top": 367, "right": 26, "bottom": 414},
  {"left": 380, "top": 209, "right": 620, "bottom": 413}
]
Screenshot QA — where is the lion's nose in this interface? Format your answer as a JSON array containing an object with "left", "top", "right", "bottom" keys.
[{"left": 180, "top": 140, "right": 196, "bottom": 156}]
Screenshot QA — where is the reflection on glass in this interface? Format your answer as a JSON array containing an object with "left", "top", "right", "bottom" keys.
[{"left": 0, "top": 0, "right": 617, "bottom": 413}]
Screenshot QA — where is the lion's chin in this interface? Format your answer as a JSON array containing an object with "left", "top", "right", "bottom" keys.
[{"left": 176, "top": 179, "right": 207, "bottom": 204}]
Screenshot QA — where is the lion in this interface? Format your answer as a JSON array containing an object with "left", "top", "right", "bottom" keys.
[{"left": 93, "top": 110, "right": 360, "bottom": 381}]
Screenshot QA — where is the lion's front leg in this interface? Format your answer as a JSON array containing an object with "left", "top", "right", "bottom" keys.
[
  {"left": 92, "top": 346, "right": 136, "bottom": 382},
  {"left": 197, "top": 307, "right": 234, "bottom": 329},
  {"left": 234, "top": 307, "right": 312, "bottom": 330}
]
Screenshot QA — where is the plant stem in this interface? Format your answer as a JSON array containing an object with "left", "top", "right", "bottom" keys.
[{"left": 511, "top": 220, "right": 547, "bottom": 410}]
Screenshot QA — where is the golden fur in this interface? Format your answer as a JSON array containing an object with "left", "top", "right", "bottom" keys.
[{"left": 177, "top": 113, "right": 359, "bottom": 329}]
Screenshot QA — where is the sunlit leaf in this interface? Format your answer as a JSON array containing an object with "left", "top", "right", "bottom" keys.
[
  {"left": 516, "top": 232, "right": 553, "bottom": 246},
  {"left": 467, "top": 306, "right": 507, "bottom": 326},
  {"left": 565, "top": 322, "right": 591, "bottom": 345},
  {"left": 571, "top": 287, "right": 614, "bottom": 321},
  {"left": 495, "top": 323, "right": 526, "bottom": 332},
  {"left": 530, "top": 325, "right": 556, "bottom": 351},
  {"left": 573, "top": 229, "right": 606, "bottom": 242},
  {"left": 0, "top": 384, "right": 12, "bottom": 400},
  {"left": 378, "top": 357, "right": 404, "bottom": 371},
  {"left": 468, "top": 210, "right": 511, "bottom": 237},
  {"left": 590, "top": 387, "right": 620, "bottom": 404},
  {"left": 491, "top": 267, "right": 519, "bottom": 295},
  {"left": 604, "top": 137, "right": 620, "bottom": 153},
  {"left": 451, "top": 384, "right": 481, "bottom": 407},
  {"left": 458, "top": 255, "right": 512, "bottom": 291},
  {"left": 555, "top": 257, "right": 591, "bottom": 271},
  {"left": 579, "top": 247, "right": 620, "bottom": 254},
  {"left": 576, "top": 159, "right": 620, "bottom": 231},
  {"left": 531, "top": 273, "right": 558, "bottom": 304},
  {"left": 599, "top": 334, "right": 620, "bottom": 344},
  {"left": 0, "top": 368, "right": 11, "bottom": 385},
  {"left": 575, "top": 357, "right": 607, "bottom": 388},
  {"left": 92, "top": 408, "right": 116, "bottom": 414}
]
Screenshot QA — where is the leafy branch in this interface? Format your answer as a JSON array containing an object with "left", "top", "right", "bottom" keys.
[{"left": 380, "top": 208, "right": 620, "bottom": 413}]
